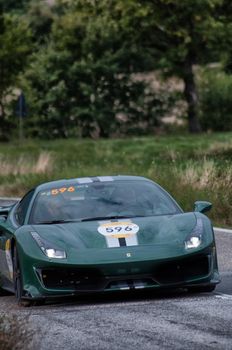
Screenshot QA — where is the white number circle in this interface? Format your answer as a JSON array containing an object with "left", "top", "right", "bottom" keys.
[{"left": 98, "top": 222, "right": 139, "bottom": 237}]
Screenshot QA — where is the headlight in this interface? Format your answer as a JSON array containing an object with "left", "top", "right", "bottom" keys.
[
  {"left": 31, "top": 231, "right": 66, "bottom": 259},
  {"left": 185, "top": 218, "right": 203, "bottom": 249},
  {"left": 45, "top": 248, "right": 66, "bottom": 259}
]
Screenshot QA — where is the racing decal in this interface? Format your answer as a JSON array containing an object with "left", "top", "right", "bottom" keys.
[
  {"left": 97, "top": 176, "right": 114, "bottom": 182},
  {"left": 40, "top": 184, "right": 89, "bottom": 197},
  {"left": 51, "top": 186, "right": 75, "bottom": 195},
  {"left": 76, "top": 177, "right": 93, "bottom": 184},
  {"left": 98, "top": 221, "right": 139, "bottom": 248},
  {"left": 5, "top": 239, "right": 13, "bottom": 280},
  {"left": 82, "top": 176, "right": 114, "bottom": 183},
  {"left": 40, "top": 187, "right": 76, "bottom": 196}
]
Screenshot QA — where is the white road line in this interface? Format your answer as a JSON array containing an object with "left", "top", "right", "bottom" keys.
[
  {"left": 214, "top": 227, "right": 232, "bottom": 234},
  {"left": 219, "top": 271, "right": 232, "bottom": 277},
  {"left": 0, "top": 197, "right": 20, "bottom": 201},
  {"left": 215, "top": 293, "right": 232, "bottom": 300}
]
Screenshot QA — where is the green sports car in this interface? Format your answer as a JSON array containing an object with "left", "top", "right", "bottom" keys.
[{"left": 0, "top": 175, "right": 220, "bottom": 306}]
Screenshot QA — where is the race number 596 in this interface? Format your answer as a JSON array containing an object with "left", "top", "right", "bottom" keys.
[{"left": 98, "top": 222, "right": 139, "bottom": 236}]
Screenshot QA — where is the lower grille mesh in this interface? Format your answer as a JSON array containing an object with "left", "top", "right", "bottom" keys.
[
  {"left": 154, "top": 256, "right": 209, "bottom": 284},
  {"left": 39, "top": 268, "right": 105, "bottom": 290},
  {"left": 37, "top": 254, "right": 210, "bottom": 291}
]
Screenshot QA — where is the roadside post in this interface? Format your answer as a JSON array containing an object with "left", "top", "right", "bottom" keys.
[{"left": 16, "top": 92, "right": 27, "bottom": 142}]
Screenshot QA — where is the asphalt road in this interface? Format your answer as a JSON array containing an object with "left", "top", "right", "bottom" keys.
[{"left": 0, "top": 200, "right": 232, "bottom": 349}]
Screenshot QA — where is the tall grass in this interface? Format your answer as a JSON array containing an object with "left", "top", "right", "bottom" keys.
[
  {"left": 169, "top": 159, "right": 232, "bottom": 227},
  {"left": 175, "top": 159, "right": 218, "bottom": 189},
  {"left": 0, "top": 152, "right": 53, "bottom": 176},
  {"left": 0, "top": 133, "right": 231, "bottom": 226}
]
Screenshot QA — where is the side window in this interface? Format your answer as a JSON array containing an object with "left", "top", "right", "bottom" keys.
[{"left": 15, "top": 190, "right": 35, "bottom": 226}]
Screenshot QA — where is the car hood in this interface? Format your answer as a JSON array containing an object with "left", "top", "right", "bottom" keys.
[{"left": 31, "top": 212, "right": 198, "bottom": 250}]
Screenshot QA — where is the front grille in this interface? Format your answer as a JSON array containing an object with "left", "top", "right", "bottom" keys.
[
  {"left": 154, "top": 255, "right": 210, "bottom": 284},
  {"left": 38, "top": 267, "right": 106, "bottom": 291},
  {"left": 36, "top": 254, "right": 210, "bottom": 291},
  {"left": 37, "top": 267, "right": 158, "bottom": 291}
]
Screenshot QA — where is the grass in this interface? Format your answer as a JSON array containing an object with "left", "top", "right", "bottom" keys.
[{"left": 0, "top": 132, "right": 231, "bottom": 227}]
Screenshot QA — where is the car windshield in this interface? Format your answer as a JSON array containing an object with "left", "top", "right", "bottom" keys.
[{"left": 29, "top": 180, "right": 181, "bottom": 224}]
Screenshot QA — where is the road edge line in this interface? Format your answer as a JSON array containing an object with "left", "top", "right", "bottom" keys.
[{"left": 214, "top": 227, "right": 232, "bottom": 234}]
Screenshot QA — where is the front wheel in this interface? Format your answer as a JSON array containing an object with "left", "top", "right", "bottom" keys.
[
  {"left": 13, "top": 246, "right": 32, "bottom": 307},
  {"left": 188, "top": 285, "right": 216, "bottom": 293}
]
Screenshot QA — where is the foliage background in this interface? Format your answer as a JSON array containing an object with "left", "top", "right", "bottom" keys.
[{"left": 1, "top": 0, "right": 232, "bottom": 139}]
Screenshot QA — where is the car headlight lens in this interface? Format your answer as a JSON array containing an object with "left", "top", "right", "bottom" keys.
[
  {"left": 31, "top": 231, "right": 66, "bottom": 259},
  {"left": 185, "top": 218, "right": 203, "bottom": 249},
  {"left": 45, "top": 248, "right": 66, "bottom": 259}
]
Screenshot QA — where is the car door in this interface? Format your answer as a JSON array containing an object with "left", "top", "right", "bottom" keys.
[
  {"left": 0, "top": 190, "right": 34, "bottom": 292},
  {"left": 0, "top": 207, "right": 17, "bottom": 291}
]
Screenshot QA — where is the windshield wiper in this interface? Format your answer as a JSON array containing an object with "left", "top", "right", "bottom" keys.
[
  {"left": 33, "top": 219, "right": 80, "bottom": 225},
  {"left": 34, "top": 214, "right": 147, "bottom": 224},
  {"left": 80, "top": 215, "right": 145, "bottom": 222}
]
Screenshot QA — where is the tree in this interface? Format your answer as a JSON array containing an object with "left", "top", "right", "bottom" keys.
[
  {"left": 22, "top": 0, "right": 226, "bottom": 137},
  {"left": 76, "top": 0, "right": 224, "bottom": 133},
  {"left": 98, "top": 0, "right": 225, "bottom": 133},
  {"left": 149, "top": 0, "right": 225, "bottom": 133},
  {"left": 0, "top": 0, "right": 30, "bottom": 14},
  {"left": 215, "top": 0, "right": 232, "bottom": 73},
  {"left": 0, "top": 9, "right": 31, "bottom": 139},
  {"left": 22, "top": 3, "right": 168, "bottom": 138},
  {"left": 27, "top": 1, "right": 54, "bottom": 43}
]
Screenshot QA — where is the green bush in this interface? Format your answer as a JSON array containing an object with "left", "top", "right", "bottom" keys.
[{"left": 199, "top": 70, "right": 232, "bottom": 131}]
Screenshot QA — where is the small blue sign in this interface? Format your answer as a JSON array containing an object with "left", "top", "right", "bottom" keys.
[{"left": 16, "top": 93, "right": 27, "bottom": 118}]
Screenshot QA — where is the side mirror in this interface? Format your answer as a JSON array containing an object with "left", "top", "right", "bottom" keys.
[{"left": 194, "top": 201, "right": 212, "bottom": 214}]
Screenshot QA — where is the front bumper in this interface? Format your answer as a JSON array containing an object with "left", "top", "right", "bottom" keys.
[{"left": 20, "top": 246, "right": 220, "bottom": 300}]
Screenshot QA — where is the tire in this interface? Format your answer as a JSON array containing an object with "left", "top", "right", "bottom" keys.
[
  {"left": 0, "top": 287, "right": 12, "bottom": 296},
  {"left": 35, "top": 299, "right": 45, "bottom": 306},
  {"left": 13, "top": 246, "right": 32, "bottom": 307},
  {"left": 188, "top": 285, "right": 216, "bottom": 293}
]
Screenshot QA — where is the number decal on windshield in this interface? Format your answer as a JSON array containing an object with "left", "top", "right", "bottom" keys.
[{"left": 51, "top": 186, "right": 76, "bottom": 195}]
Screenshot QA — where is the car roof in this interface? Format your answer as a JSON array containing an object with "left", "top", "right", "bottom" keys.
[{"left": 36, "top": 175, "right": 153, "bottom": 192}]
